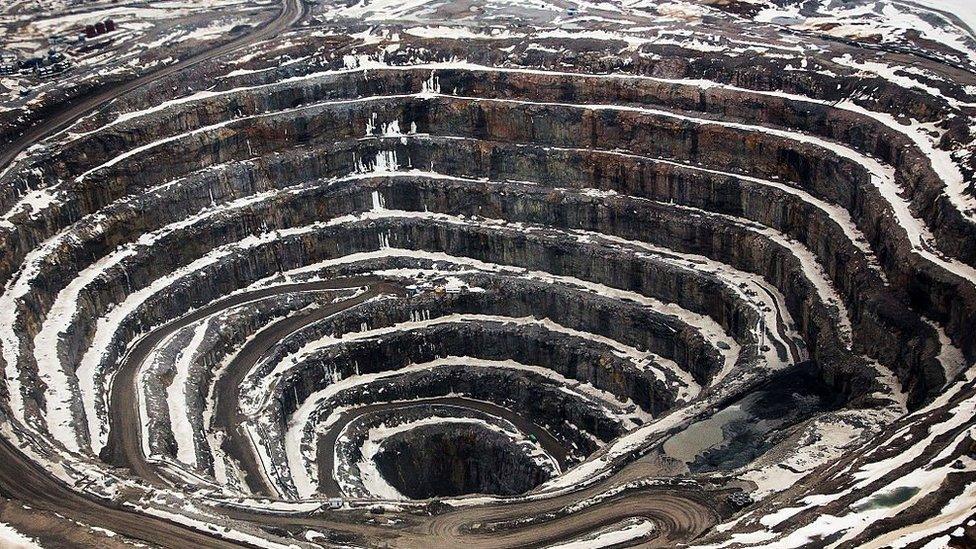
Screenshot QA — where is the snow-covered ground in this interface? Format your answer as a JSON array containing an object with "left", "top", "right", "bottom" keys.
[
  {"left": 0, "top": 1, "right": 974, "bottom": 546},
  {"left": 0, "top": 523, "right": 41, "bottom": 549}
]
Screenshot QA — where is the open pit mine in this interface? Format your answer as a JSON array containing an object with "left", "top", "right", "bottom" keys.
[{"left": 1, "top": 0, "right": 976, "bottom": 547}]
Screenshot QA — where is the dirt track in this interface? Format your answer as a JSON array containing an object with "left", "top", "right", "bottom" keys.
[
  {"left": 94, "top": 275, "right": 720, "bottom": 547},
  {"left": 0, "top": 0, "right": 724, "bottom": 543},
  {"left": 0, "top": 0, "right": 304, "bottom": 173},
  {"left": 0, "top": 273, "right": 721, "bottom": 547},
  {"left": 102, "top": 277, "right": 390, "bottom": 486},
  {"left": 211, "top": 278, "right": 398, "bottom": 496},
  {"left": 315, "top": 396, "right": 572, "bottom": 497}
]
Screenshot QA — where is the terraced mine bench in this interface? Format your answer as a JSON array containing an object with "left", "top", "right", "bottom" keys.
[{"left": 0, "top": 0, "right": 975, "bottom": 547}]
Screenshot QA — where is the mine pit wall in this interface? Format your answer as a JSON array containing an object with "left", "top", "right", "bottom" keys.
[
  {"left": 0, "top": 62, "right": 957, "bottom": 242},
  {"left": 2, "top": 61, "right": 973, "bottom": 440},
  {"left": 265, "top": 322, "right": 650, "bottom": 496},
  {"left": 3, "top": 36, "right": 971, "bottom": 232},
  {"left": 140, "top": 327, "right": 195, "bottom": 462},
  {"left": 372, "top": 422, "right": 553, "bottom": 498},
  {"left": 421, "top": 97, "right": 971, "bottom": 375},
  {"left": 334, "top": 403, "right": 559, "bottom": 499},
  {"left": 0, "top": 33, "right": 972, "bottom": 547},
  {"left": 65, "top": 231, "right": 732, "bottom": 486},
  {"left": 119, "top": 217, "right": 737, "bottom": 411},
  {"left": 315, "top": 364, "right": 623, "bottom": 459},
  {"left": 435, "top": 67, "right": 976, "bottom": 264},
  {"left": 270, "top": 319, "right": 665, "bottom": 417},
  {"left": 61, "top": 204, "right": 753, "bottom": 380},
  {"left": 57, "top": 218, "right": 771, "bottom": 457},
  {"left": 41, "top": 168, "right": 882, "bottom": 423},
  {"left": 0, "top": 179, "right": 916, "bottom": 453},
  {"left": 336, "top": 368, "right": 621, "bottom": 460},
  {"left": 14, "top": 57, "right": 974, "bottom": 268},
  {"left": 130, "top": 89, "right": 976, "bottom": 385},
  {"left": 385, "top": 174, "right": 943, "bottom": 400},
  {"left": 250, "top": 276, "right": 712, "bottom": 394},
  {"left": 140, "top": 291, "right": 329, "bottom": 474},
  {"left": 17, "top": 94, "right": 952, "bottom": 304},
  {"left": 257, "top": 269, "right": 717, "bottom": 381},
  {"left": 4, "top": 174, "right": 908, "bottom": 442}
]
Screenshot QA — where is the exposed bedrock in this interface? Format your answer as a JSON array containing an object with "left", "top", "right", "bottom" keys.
[
  {"left": 36, "top": 218, "right": 768, "bottom": 437},
  {"left": 36, "top": 175, "right": 917, "bottom": 413},
  {"left": 270, "top": 321, "right": 658, "bottom": 428},
  {"left": 14, "top": 65, "right": 974, "bottom": 267},
  {"left": 7, "top": 64, "right": 973, "bottom": 260},
  {"left": 373, "top": 423, "right": 553, "bottom": 499},
  {"left": 253, "top": 317, "right": 663, "bottom": 498},
  {"left": 139, "top": 288, "right": 347, "bottom": 475},
  {"left": 350, "top": 271, "right": 716, "bottom": 385},
  {"left": 334, "top": 404, "right": 560, "bottom": 499},
  {"left": 1, "top": 36, "right": 974, "bottom": 547},
  {"left": 256, "top": 283, "right": 704, "bottom": 411},
  {"left": 2, "top": 92, "right": 965, "bottom": 414},
  {"left": 311, "top": 364, "right": 625, "bottom": 465},
  {"left": 4, "top": 178, "right": 927, "bottom": 453}
]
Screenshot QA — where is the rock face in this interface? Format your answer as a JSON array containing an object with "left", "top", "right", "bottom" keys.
[
  {"left": 0, "top": 0, "right": 975, "bottom": 547},
  {"left": 374, "top": 423, "right": 553, "bottom": 498}
]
